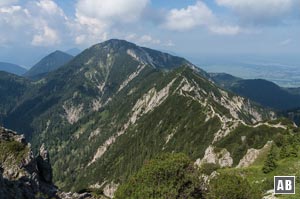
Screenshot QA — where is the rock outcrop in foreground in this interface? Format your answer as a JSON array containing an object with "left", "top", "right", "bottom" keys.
[{"left": 0, "top": 126, "right": 95, "bottom": 199}]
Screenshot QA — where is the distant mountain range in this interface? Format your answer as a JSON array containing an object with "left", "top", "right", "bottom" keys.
[
  {"left": 24, "top": 50, "right": 73, "bottom": 79},
  {"left": 0, "top": 62, "right": 27, "bottom": 76},
  {"left": 197, "top": 54, "right": 300, "bottom": 87},
  {"left": 66, "top": 48, "right": 82, "bottom": 56},
  {"left": 210, "top": 72, "right": 300, "bottom": 111}
]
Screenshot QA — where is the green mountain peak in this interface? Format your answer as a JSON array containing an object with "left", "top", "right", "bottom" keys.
[{"left": 24, "top": 50, "right": 74, "bottom": 79}]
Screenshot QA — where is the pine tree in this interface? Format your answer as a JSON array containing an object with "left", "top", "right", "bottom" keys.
[
  {"left": 280, "top": 145, "right": 288, "bottom": 158},
  {"left": 289, "top": 144, "right": 298, "bottom": 157},
  {"left": 262, "top": 151, "right": 277, "bottom": 174}
]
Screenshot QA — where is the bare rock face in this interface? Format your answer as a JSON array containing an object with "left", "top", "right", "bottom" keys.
[
  {"left": 0, "top": 126, "right": 95, "bottom": 199},
  {"left": 0, "top": 127, "right": 57, "bottom": 198},
  {"left": 36, "top": 143, "right": 53, "bottom": 183},
  {"left": 57, "top": 192, "right": 96, "bottom": 199},
  {"left": 237, "top": 141, "right": 273, "bottom": 168},
  {"left": 195, "top": 145, "right": 233, "bottom": 168},
  {"left": 0, "top": 126, "right": 25, "bottom": 143},
  {"left": 103, "top": 182, "right": 119, "bottom": 198}
]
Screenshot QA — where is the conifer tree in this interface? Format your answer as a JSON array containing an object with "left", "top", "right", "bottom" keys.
[
  {"left": 262, "top": 150, "right": 277, "bottom": 173},
  {"left": 289, "top": 144, "right": 298, "bottom": 157},
  {"left": 280, "top": 145, "right": 288, "bottom": 158}
]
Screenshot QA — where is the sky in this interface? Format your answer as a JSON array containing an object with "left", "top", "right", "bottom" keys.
[{"left": 0, "top": 0, "right": 300, "bottom": 68}]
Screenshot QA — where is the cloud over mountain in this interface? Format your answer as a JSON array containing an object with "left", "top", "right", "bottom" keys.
[
  {"left": 164, "top": 1, "right": 215, "bottom": 31},
  {"left": 164, "top": 1, "right": 241, "bottom": 35},
  {"left": 73, "top": 0, "right": 149, "bottom": 45}
]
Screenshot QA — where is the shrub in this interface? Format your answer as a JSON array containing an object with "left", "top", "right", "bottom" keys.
[
  {"left": 206, "top": 173, "right": 261, "bottom": 199},
  {"left": 199, "top": 163, "right": 220, "bottom": 175},
  {"left": 262, "top": 151, "right": 277, "bottom": 174},
  {"left": 115, "top": 153, "right": 204, "bottom": 199},
  {"left": 7, "top": 141, "right": 25, "bottom": 152}
]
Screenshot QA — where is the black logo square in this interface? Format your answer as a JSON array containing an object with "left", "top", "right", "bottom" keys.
[{"left": 274, "top": 176, "right": 295, "bottom": 194}]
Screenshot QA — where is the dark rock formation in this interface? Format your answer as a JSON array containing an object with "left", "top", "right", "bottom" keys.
[
  {"left": 36, "top": 143, "right": 53, "bottom": 183},
  {"left": 0, "top": 126, "right": 96, "bottom": 199}
]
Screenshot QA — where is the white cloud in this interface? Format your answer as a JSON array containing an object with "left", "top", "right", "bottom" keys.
[
  {"left": 76, "top": 0, "right": 149, "bottom": 23},
  {"left": 164, "top": 1, "right": 241, "bottom": 35},
  {"left": 0, "top": 5, "right": 30, "bottom": 28},
  {"left": 32, "top": 24, "right": 60, "bottom": 46},
  {"left": 29, "top": 0, "right": 68, "bottom": 46},
  {"left": 36, "top": 0, "right": 65, "bottom": 17},
  {"left": 0, "top": 0, "right": 68, "bottom": 47},
  {"left": 74, "top": 0, "right": 149, "bottom": 45},
  {"left": 216, "top": 0, "right": 297, "bottom": 24},
  {"left": 0, "top": 5, "right": 21, "bottom": 13},
  {"left": 0, "top": 0, "right": 155, "bottom": 48},
  {"left": 71, "top": 14, "right": 110, "bottom": 45},
  {"left": 139, "top": 35, "right": 161, "bottom": 44},
  {"left": 124, "top": 33, "right": 175, "bottom": 47},
  {"left": 165, "top": 1, "right": 215, "bottom": 31},
  {"left": 124, "top": 33, "right": 162, "bottom": 46},
  {"left": 0, "top": 0, "right": 18, "bottom": 7},
  {"left": 209, "top": 25, "right": 241, "bottom": 35},
  {"left": 164, "top": 40, "right": 175, "bottom": 47},
  {"left": 0, "top": 5, "right": 31, "bottom": 45}
]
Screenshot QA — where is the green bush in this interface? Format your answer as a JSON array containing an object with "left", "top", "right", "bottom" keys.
[
  {"left": 289, "top": 144, "right": 298, "bottom": 157},
  {"left": 280, "top": 145, "right": 288, "bottom": 158},
  {"left": 7, "top": 141, "right": 25, "bottom": 152},
  {"left": 0, "top": 140, "right": 27, "bottom": 164},
  {"left": 199, "top": 163, "right": 220, "bottom": 175},
  {"left": 115, "top": 153, "right": 204, "bottom": 199},
  {"left": 206, "top": 173, "right": 261, "bottom": 199}
]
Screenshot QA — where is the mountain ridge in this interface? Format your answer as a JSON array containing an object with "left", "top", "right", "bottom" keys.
[
  {"left": 0, "top": 62, "right": 27, "bottom": 76},
  {"left": 24, "top": 50, "right": 73, "bottom": 79}
]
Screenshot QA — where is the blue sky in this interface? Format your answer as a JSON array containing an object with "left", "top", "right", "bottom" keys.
[{"left": 0, "top": 0, "right": 299, "bottom": 67}]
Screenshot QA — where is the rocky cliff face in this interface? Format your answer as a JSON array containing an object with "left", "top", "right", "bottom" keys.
[
  {"left": 0, "top": 126, "right": 96, "bottom": 199},
  {"left": 0, "top": 126, "right": 56, "bottom": 198}
]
